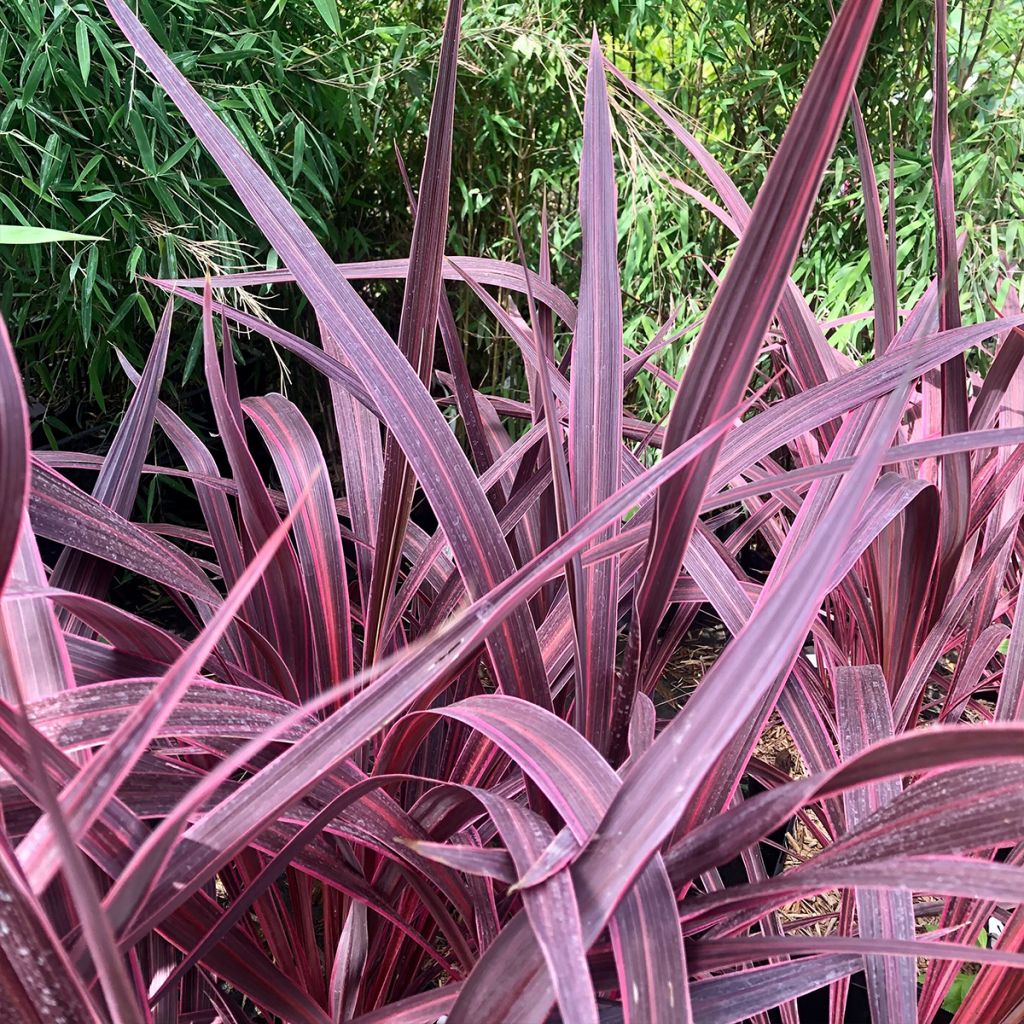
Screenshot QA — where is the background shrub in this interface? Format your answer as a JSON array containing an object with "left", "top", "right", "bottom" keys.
[{"left": 3, "top": 0, "right": 1023, "bottom": 430}]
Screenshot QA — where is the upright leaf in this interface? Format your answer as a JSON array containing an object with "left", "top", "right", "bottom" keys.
[
  {"left": 571, "top": 34, "right": 624, "bottom": 757},
  {"left": 929, "top": 0, "right": 971, "bottom": 601},
  {"left": 0, "top": 314, "right": 28, "bottom": 593},
  {"left": 363, "top": 0, "right": 463, "bottom": 663},
  {"left": 49, "top": 303, "right": 172, "bottom": 618},
  {"left": 245, "top": 394, "right": 354, "bottom": 693}
]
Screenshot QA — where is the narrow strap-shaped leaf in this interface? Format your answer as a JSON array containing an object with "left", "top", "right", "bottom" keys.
[
  {"left": 685, "top": 856, "right": 1024, "bottom": 930},
  {"left": 30, "top": 459, "right": 220, "bottom": 606},
  {"left": 943, "top": 622, "right": 1009, "bottom": 719},
  {"left": 986, "top": 286, "right": 1024, "bottom": 733},
  {"left": 849, "top": 93, "right": 897, "bottom": 355},
  {"left": 669, "top": 471, "right": 929, "bottom": 844},
  {"left": 344, "top": 986, "right": 459, "bottom": 1024},
  {"left": 606, "top": 61, "right": 845, "bottom": 394},
  {"left": 571, "top": 34, "right": 624, "bottom": 757},
  {"left": 709, "top": 316, "right": 1019, "bottom": 499},
  {"left": 159, "top": 253, "right": 578, "bottom": 330},
  {"left": 834, "top": 665, "right": 916, "bottom": 1023},
  {"left": 50, "top": 303, "right": 171, "bottom": 620},
  {"left": 930, "top": 0, "right": 971, "bottom": 602},
  {"left": 531, "top": 201, "right": 563, "bottom": 617},
  {"left": 116, "top": 351, "right": 256, "bottom": 673},
  {"left": 116, "top": 349, "right": 247, "bottom": 589},
  {"left": 319, "top": 320, "right": 382, "bottom": 624},
  {"left": 18, "top": 480, "right": 314, "bottom": 894},
  {"left": 401, "top": 838, "right": 516, "bottom": 883},
  {"left": 394, "top": 148, "right": 499, "bottom": 491},
  {"left": 895, "top": 514, "right": 1023, "bottom": 726},
  {"left": 669, "top": 721, "right": 1024, "bottom": 896},
  {"left": 0, "top": 314, "right": 28, "bottom": 593},
  {"left": 875, "top": 480, "right": 939, "bottom": 686},
  {"left": 364, "top": 0, "right": 463, "bottom": 663},
  {"left": 0, "top": 524, "right": 77, "bottom": 702},
  {"left": 329, "top": 900, "right": 367, "bottom": 1023},
  {"left": 245, "top": 394, "right": 354, "bottom": 692},
  {"left": 476, "top": 792, "right": 599, "bottom": 1024},
  {"left": 691, "top": 931, "right": 1024, "bottom": 973},
  {"left": 609, "top": 863, "right": 691, "bottom": 1024},
  {"left": 26, "top": 679, "right": 308, "bottom": 750},
  {"left": 2, "top": 626, "right": 145, "bottom": 1022},
  {"left": 968, "top": 298, "right": 1024, "bottom": 432},
  {"left": 153, "top": 283, "right": 378, "bottom": 414},
  {"left": 688, "top": 956, "right": 861, "bottom": 1024},
  {"left": 31, "top": 589, "right": 184, "bottom": 664},
  {"left": 200, "top": 284, "right": 314, "bottom": 695},
  {"left": 61, "top": 634, "right": 167, "bottom": 687},
  {"left": 0, "top": 322, "right": 76, "bottom": 704},
  {"left": 819, "top": 764, "right": 1024, "bottom": 868},
  {"left": 0, "top": 833, "right": 104, "bottom": 1024}
]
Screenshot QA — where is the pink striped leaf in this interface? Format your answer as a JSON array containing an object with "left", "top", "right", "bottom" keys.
[
  {"left": 834, "top": 665, "right": 916, "bottom": 1022},
  {"left": 363, "top": 0, "right": 463, "bottom": 664},
  {"left": 0, "top": 315, "right": 28, "bottom": 593},
  {"left": 570, "top": 33, "right": 624, "bottom": 756},
  {"left": 29, "top": 459, "right": 220, "bottom": 606},
  {"left": 17, "top": 478, "right": 314, "bottom": 894},
  {"left": 245, "top": 394, "right": 354, "bottom": 692},
  {"left": 49, "top": 303, "right": 171, "bottom": 617}
]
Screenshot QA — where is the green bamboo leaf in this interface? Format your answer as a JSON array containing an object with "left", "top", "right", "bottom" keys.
[
  {"left": 75, "top": 20, "right": 91, "bottom": 85},
  {"left": 291, "top": 120, "right": 306, "bottom": 185},
  {"left": 128, "top": 107, "right": 157, "bottom": 176},
  {"left": 0, "top": 225, "right": 104, "bottom": 245},
  {"left": 312, "top": 0, "right": 341, "bottom": 36}
]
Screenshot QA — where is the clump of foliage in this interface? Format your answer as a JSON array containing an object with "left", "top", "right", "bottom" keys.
[
  {"left": 7, "top": 0, "right": 1024, "bottom": 1022},
  {"left": 7, "top": 0, "right": 1023, "bottom": 441},
  {"left": 0, "top": 0, "right": 339, "bottom": 414}
]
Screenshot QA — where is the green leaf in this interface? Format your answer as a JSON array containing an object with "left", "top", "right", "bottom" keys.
[
  {"left": 291, "top": 120, "right": 306, "bottom": 185},
  {"left": 75, "top": 20, "right": 91, "bottom": 85},
  {"left": 311, "top": 0, "right": 341, "bottom": 36},
  {"left": 71, "top": 153, "right": 105, "bottom": 189},
  {"left": 0, "top": 225, "right": 104, "bottom": 245},
  {"left": 128, "top": 107, "right": 157, "bottom": 176}
]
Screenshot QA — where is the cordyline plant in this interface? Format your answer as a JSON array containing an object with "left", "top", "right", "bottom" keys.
[{"left": 6, "top": 0, "right": 1024, "bottom": 1021}]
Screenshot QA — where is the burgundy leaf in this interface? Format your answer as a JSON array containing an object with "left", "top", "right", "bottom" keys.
[
  {"left": 30, "top": 459, "right": 220, "bottom": 606},
  {"left": 627, "top": 0, "right": 882, "bottom": 692},
  {"left": 49, "top": 303, "right": 171, "bottom": 616},
  {"left": 834, "top": 665, "right": 916, "bottom": 1022},
  {"left": 571, "top": 33, "right": 624, "bottom": 756},
  {"left": 0, "top": 314, "right": 28, "bottom": 593},
  {"left": 364, "top": 0, "right": 463, "bottom": 664},
  {"left": 245, "top": 394, "right": 354, "bottom": 692},
  {"left": 0, "top": 833, "right": 104, "bottom": 1024},
  {"left": 18, "top": 479, "right": 314, "bottom": 894}
]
